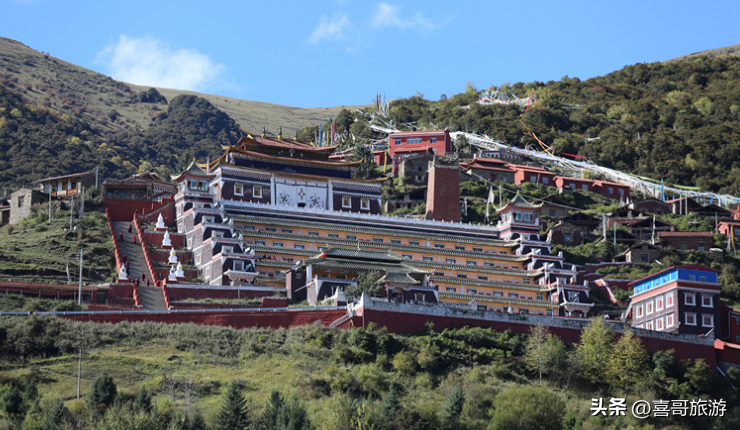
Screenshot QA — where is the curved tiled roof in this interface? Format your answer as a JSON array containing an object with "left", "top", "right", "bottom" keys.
[
  {"left": 438, "top": 291, "right": 558, "bottom": 308},
  {"left": 431, "top": 275, "right": 549, "bottom": 291}
]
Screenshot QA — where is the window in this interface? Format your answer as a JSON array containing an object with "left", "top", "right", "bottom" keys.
[
  {"left": 582, "top": 184, "right": 589, "bottom": 190},
  {"left": 618, "top": 188, "right": 625, "bottom": 196},
  {"left": 656, "top": 317, "right": 664, "bottom": 331},
  {"left": 542, "top": 177, "right": 549, "bottom": 185},
  {"left": 647, "top": 301, "right": 654, "bottom": 314},
  {"left": 519, "top": 309, "right": 529, "bottom": 315},
  {"left": 549, "top": 209, "right": 556, "bottom": 217},
  {"left": 647, "top": 320, "right": 654, "bottom": 330},
  {"left": 402, "top": 254, "right": 412, "bottom": 259},
  {"left": 509, "top": 293, "right": 519, "bottom": 298},
  {"left": 455, "top": 245, "right": 466, "bottom": 250},
  {"left": 309, "top": 231, "right": 319, "bottom": 237},
  {"left": 213, "top": 231, "right": 224, "bottom": 238},
  {"left": 641, "top": 253, "right": 649, "bottom": 262},
  {"left": 233, "top": 261, "right": 244, "bottom": 272},
  {"left": 522, "top": 278, "right": 531, "bottom": 284},
  {"left": 608, "top": 187, "right": 614, "bottom": 194},
  {"left": 702, "top": 314, "right": 714, "bottom": 327},
  {"left": 700, "top": 276, "right": 707, "bottom": 282},
  {"left": 435, "top": 243, "right": 445, "bottom": 248},
  {"left": 530, "top": 176, "right": 537, "bottom": 183},
  {"left": 667, "top": 314, "right": 674, "bottom": 327},
  {"left": 685, "top": 293, "right": 695, "bottom": 305},
  {"left": 252, "top": 185, "right": 262, "bottom": 198},
  {"left": 689, "top": 275, "right": 695, "bottom": 281},
  {"left": 478, "top": 275, "right": 488, "bottom": 281},
  {"left": 328, "top": 233, "right": 339, "bottom": 238},
  {"left": 657, "top": 298, "right": 664, "bottom": 311},
  {"left": 473, "top": 247, "right": 483, "bottom": 252},
  {"left": 254, "top": 240, "right": 265, "bottom": 246},
  {"left": 568, "top": 292, "right": 579, "bottom": 302},
  {"left": 273, "top": 242, "right": 283, "bottom": 248},
  {"left": 234, "top": 183, "right": 244, "bottom": 195},
  {"left": 294, "top": 244, "right": 305, "bottom": 249},
  {"left": 701, "top": 295, "right": 713, "bottom": 307},
  {"left": 285, "top": 258, "right": 294, "bottom": 263},
  {"left": 667, "top": 294, "right": 674, "bottom": 307},
  {"left": 222, "top": 246, "right": 233, "bottom": 253},
  {"left": 373, "top": 237, "right": 384, "bottom": 242},
  {"left": 493, "top": 291, "right": 503, "bottom": 297},
  {"left": 282, "top": 228, "right": 293, "bottom": 234},
  {"left": 637, "top": 305, "right": 643, "bottom": 317},
  {"left": 361, "top": 198, "right": 370, "bottom": 210},
  {"left": 434, "top": 272, "right": 445, "bottom": 276},
  {"left": 342, "top": 195, "right": 352, "bottom": 208},
  {"left": 685, "top": 312, "right": 696, "bottom": 325},
  {"left": 698, "top": 243, "right": 705, "bottom": 252},
  {"left": 391, "top": 239, "right": 401, "bottom": 244},
  {"left": 265, "top": 227, "right": 276, "bottom": 232},
  {"left": 408, "top": 137, "right": 422, "bottom": 144},
  {"left": 457, "top": 274, "right": 467, "bottom": 278},
  {"left": 17, "top": 196, "right": 25, "bottom": 207},
  {"left": 430, "top": 137, "right": 437, "bottom": 143},
  {"left": 467, "top": 289, "right": 477, "bottom": 295},
  {"left": 296, "top": 273, "right": 303, "bottom": 279},
  {"left": 477, "top": 305, "right": 487, "bottom": 311},
  {"left": 536, "top": 293, "right": 544, "bottom": 301},
  {"left": 484, "top": 262, "right": 495, "bottom": 267},
  {"left": 445, "top": 287, "right": 457, "bottom": 293},
  {"left": 446, "top": 258, "right": 456, "bottom": 264},
  {"left": 346, "top": 234, "right": 357, "bottom": 240},
  {"left": 409, "top": 241, "right": 420, "bottom": 246},
  {"left": 202, "top": 216, "right": 214, "bottom": 224},
  {"left": 195, "top": 254, "right": 201, "bottom": 265},
  {"left": 467, "top": 260, "right": 476, "bottom": 266}
]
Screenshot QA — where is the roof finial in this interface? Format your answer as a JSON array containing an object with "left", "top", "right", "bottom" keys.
[
  {"left": 278, "top": 127, "right": 283, "bottom": 141},
  {"left": 262, "top": 127, "right": 267, "bottom": 138}
]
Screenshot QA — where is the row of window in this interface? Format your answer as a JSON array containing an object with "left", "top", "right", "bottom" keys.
[
  {"left": 393, "top": 137, "right": 437, "bottom": 145},
  {"left": 635, "top": 293, "right": 676, "bottom": 318},
  {"left": 244, "top": 226, "right": 502, "bottom": 253},
  {"left": 444, "top": 287, "right": 544, "bottom": 300},
  {"left": 637, "top": 313, "right": 714, "bottom": 330},
  {"left": 234, "top": 183, "right": 263, "bottom": 198},
  {"left": 341, "top": 195, "right": 371, "bottom": 210}
]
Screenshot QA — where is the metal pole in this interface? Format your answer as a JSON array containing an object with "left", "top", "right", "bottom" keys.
[
  {"left": 78, "top": 249, "right": 83, "bottom": 305},
  {"left": 77, "top": 346, "right": 82, "bottom": 400},
  {"left": 48, "top": 191, "right": 51, "bottom": 224}
]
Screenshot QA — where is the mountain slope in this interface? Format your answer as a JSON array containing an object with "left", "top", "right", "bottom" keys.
[
  {"left": 0, "top": 37, "right": 367, "bottom": 137},
  {"left": 665, "top": 44, "right": 740, "bottom": 63}
]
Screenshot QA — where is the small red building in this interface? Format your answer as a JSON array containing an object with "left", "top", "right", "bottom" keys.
[
  {"left": 554, "top": 176, "right": 594, "bottom": 192},
  {"left": 459, "top": 158, "right": 516, "bottom": 183},
  {"left": 718, "top": 221, "right": 740, "bottom": 238},
  {"left": 373, "top": 150, "right": 390, "bottom": 167},
  {"left": 593, "top": 180, "right": 630, "bottom": 200},
  {"left": 388, "top": 130, "right": 452, "bottom": 158},
  {"left": 510, "top": 165, "right": 556, "bottom": 186}
]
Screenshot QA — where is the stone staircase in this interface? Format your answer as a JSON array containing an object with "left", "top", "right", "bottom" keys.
[{"left": 112, "top": 221, "right": 167, "bottom": 310}]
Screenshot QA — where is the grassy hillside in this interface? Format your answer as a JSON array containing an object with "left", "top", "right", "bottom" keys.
[
  {"left": 0, "top": 37, "right": 368, "bottom": 138},
  {"left": 665, "top": 44, "right": 740, "bottom": 63},
  {"left": 0, "top": 315, "right": 736, "bottom": 430}
]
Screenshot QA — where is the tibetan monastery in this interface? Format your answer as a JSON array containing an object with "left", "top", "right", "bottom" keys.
[{"left": 173, "top": 132, "right": 592, "bottom": 317}]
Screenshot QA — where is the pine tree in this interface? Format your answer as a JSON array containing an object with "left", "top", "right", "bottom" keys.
[
  {"left": 133, "top": 386, "right": 152, "bottom": 414},
  {"left": 382, "top": 385, "right": 400, "bottom": 418},
  {"left": 576, "top": 317, "right": 614, "bottom": 384},
  {"left": 41, "top": 398, "right": 71, "bottom": 430},
  {"left": 605, "top": 329, "right": 650, "bottom": 394},
  {"left": 86, "top": 372, "right": 117, "bottom": 409},
  {"left": 259, "top": 390, "right": 283, "bottom": 430},
  {"left": 442, "top": 386, "right": 465, "bottom": 423},
  {"left": 215, "top": 381, "right": 251, "bottom": 430}
]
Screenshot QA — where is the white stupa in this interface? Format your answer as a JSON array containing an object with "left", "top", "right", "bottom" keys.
[
  {"left": 167, "top": 266, "right": 178, "bottom": 282},
  {"left": 155, "top": 213, "right": 167, "bottom": 231},
  {"left": 175, "top": 262, "right": 185, "bottom": 279},
  {"left": 168, "top": 249, "right": 178, "bottom": 265},
  {"left": 161, "top": 230, "right": 172, "bottom": 249},
  {"left": 118, "top": 264, "right": 129, "bottom": 282}
]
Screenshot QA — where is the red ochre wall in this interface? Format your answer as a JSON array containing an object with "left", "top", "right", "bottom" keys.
[
  {"left": 357, "top": 308, "right": 717, "bottom": 367},
  {"left": 59, "top": 309, "right": 346, "bottom": 329},
  {"left": 104, "top": 198, "right": 174, "bottom": 222},
  {"left": 166, "top": 287, "right": 277, "bottom": 301}
]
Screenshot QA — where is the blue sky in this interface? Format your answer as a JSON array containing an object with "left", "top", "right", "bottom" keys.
[{"left": 3, "top": 0, "right": 740, "bottom": 108}]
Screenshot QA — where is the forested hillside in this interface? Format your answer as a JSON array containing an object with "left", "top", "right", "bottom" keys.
[{"left": 377, "top": 56, "right": 740, "bottom": 195}]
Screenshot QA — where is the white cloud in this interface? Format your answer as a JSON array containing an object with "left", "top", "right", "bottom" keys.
[
  {"left": 308, "top": 12, "right": 352, "bottom": 44},
  {"left": 96, "top": 35, "right": 226, "bottom": 92},
  {"left": 370, "top": 3, "right": 437, "bottom": 31}
]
